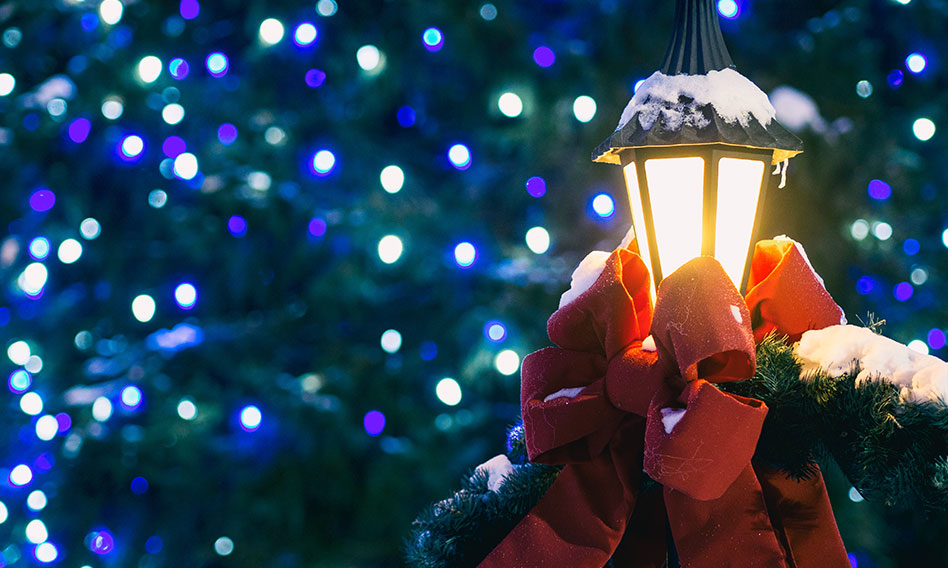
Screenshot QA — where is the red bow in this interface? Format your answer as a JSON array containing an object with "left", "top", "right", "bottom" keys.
[{"left": 479, "top": 239, "right": 849, "bottom": 568}]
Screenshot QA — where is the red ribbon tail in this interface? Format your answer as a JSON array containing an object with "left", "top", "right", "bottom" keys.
[
  {"left": 479, "top": 420, "right": 644, "bottom": 568},
  {"left": 755, "top": 464, "right": 850, "bottom": 568},
  {"left": 665, "top": 464, "right": 788, "bottom": 568}
]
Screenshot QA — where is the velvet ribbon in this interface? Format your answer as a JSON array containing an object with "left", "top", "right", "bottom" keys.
[{"left": 479, "top": 239, "right": 849, "bottom": 568}]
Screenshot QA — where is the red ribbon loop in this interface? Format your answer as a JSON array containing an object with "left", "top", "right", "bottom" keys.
[{"left": 481, "top": 243, "right": 850, "bottom": 568}]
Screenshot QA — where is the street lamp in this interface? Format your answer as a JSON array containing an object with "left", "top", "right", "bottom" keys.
[{"left": 593, "top": 0, "right": 803, "bottom": 297}]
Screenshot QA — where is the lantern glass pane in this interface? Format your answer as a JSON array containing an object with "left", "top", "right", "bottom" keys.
[
  {"left": 715, "top": 157, "right": 766, "bottom": 289},
  {"left": 644, "top": 157, "right": 705, "bottom": 281},
  {"left": 622, "top": 162, "right": 655, "bottom": 300}
]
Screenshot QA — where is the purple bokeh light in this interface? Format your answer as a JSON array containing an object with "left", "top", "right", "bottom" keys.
[
  {"left": 179, "top": 0, "right": 200, "bottom": 19},
  {"left": 305, "top": 69, "right": 326, "bottom": 88},
  {"left": 363, "top": 410, "right": 386, "bottom": 436},
  {"left": 856, "top": 276, "right": 875, "bottom": 295},
  {"left": 868, "top": 179, "right": 891, "bottom": 200},
  {"left": 29, "top": 189, "right": 56, "bottom": 212},
  {"left": 227, "top": 215, "right": 247, "bottom": 237},
  {"left": 893, "top": 281, "right": 914, "bottom": 302},
  {"left": 56, "top": 412, "right": 71, "bottom": 433},
  {"left": 169, "top": 58, "right": 190, "bottom": 80},
  {"left": 68, "top": 118, "right": 91, "bottom": 143},
  {"left": 526, "top": 176, "right": 546, "bottom": 197},
  {"left": 88, "top": 529, "right": 115, "bottom": 555},
  {"left": 308, "top": 217, "right": 327, "bottom": 237},
  {"left": 162, "top": 136, "right": 187, "bottom": 158},
  {"left": 533, "top": 46, "right": 555, "bottom": 67},
  {"left": 217, "top": 123, "right": 238, "bottom": 145}
]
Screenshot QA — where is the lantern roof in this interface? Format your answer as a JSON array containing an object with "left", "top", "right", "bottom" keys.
[{"left": 593, "top": 0, "right": 803, "bottom": 165}]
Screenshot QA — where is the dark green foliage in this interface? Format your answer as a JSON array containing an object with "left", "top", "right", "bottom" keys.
[{"left": 405, "top": 423, "right": 560, "bottom": 568}]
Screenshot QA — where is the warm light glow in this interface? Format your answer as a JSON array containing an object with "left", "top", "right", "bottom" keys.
[
  {"left": 715, "top": 157, "right": 765, "bottom": 289},
  {"left": 644, "top": 157, "right": 704, "bottom": 280},
  {"left": 622, "top": 163, "right": 654, "bottom": 302}
]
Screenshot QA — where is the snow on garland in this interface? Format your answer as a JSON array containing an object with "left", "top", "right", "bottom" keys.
[{"left": 407, "top": 334, "right": 948, "bottom": 567}]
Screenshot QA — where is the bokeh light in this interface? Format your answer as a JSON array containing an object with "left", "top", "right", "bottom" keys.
[
  {"left": 856, "top": 80, "right": 873, "bottom": 98},
  {"left": 872, "top": 222, "right": 893, "bottom": 241},
  {"left": 908, "top": 339, "right": 929, "bottom": 355},
  {"left": 174, "top": 283, "right": 197, "bottom": 309},
  {"left": 35, "top": 542, "right": 58, "bottom": 563},
  {"left": 380, "top": 329, "right": 402, "bottom": 354},
  {"left": 9, "top": 370, "right": 32, "bottom": 393},
  {"left": 357, "top": 45, "right": 382, "bottom": 71},
  {"left": 498, "top": 92, "right": 523, "bottom": 118},
  {"left": 363, "top": 410, "right": 386, "bottom": 436},
  {"left": 173, "top": 152, "right": 199, "bottom": 179},
  {"left": 25, "top": 519, "right": 48, "bottom": 544},
  {"left": 179, "top": 0, "right": 200, "bottom": 19},
  {"left": 526, "top": 176, "right": 546, "bottom": 197},
  {"left": 99, "top": 0, "right": 123, "bottom": 25},
  {"left": 121, "top": 385, "right": 143, "bottom": 410},
  {"left": 378, "top": 235, "right": 404, "bottom": 264},
  {"left": 177, "top": 398, "right": 198, "bottom": 420},
  {"left": 913, "top": 117, "right": 936, "bottom": 141},
  {"left": 311, "top": 149, "right": 336, "bottom": 176},
  {"left": 88, "top": 529, "right": 115, "bottom": 555},
  {"left": 20, "top": 392, "right": 43, "bottom": 415},
  {"left": 928, "top": 329, "right": 947, "bottom": 350},
  {"left": 27, "top": 490, "right": 47, "bottom": 511},
  {"left": 380, "top": 165, "right": 404, "bottom": 193},
  {"left": 533, "top": 46, "right": 555, "bottom": 67},
  {"left": 29, "top": 237, "right": 50, "bottom": 260},
  {"left": 137, "top": 55, "right": 163, "bottom": 83},
  {"left": 215, "top": 536, "right": 235, "bottom": 556},
  {"left": 259, "top": 18, "right": 285, "bottom": 45},
  {"left": 422, "top": 27, "right": 444, "bottom": 52},
  {"left": 80, "top": 218, "right": 101, "bottom": 239},
  {"left": 169, "top": 58, "right": 190, "bottom": 79},
  {"left": 436, "top": 378, "right": 462, "bottom": 406},
  {"left": 119, "top": 134, "right": 144, "bottom": 160},
  {"left": 868, "top": 179, "right": 891, "bottom": 200},
  {"left": 217, "top": 123, "right": 238, "bottom": 145},
  {"left": 162, "top": 103, "right": 185, "bottom": 125},
  {"left": 903, "top": 238, "right": 920, "bottom": 256},
  {"left": 35, "top": 415, "right": 58, "bottom": 441},
  {"left": 0, "top": 501, "right": 6, "bottom": 523},
  {"left": 494, "top": 350, "right": 521, "bottom": 375},
  {"left": 294, "top": 23, "right": 318, "bottom": 46},
  {"left": 30, "top": 188, "right": 56, "bottom": 212},
  {"left": 305, "top": 68, "right": 327, "bottom": 88},
  {"left": 894, "top": 281, "right": 914, "bottom": 302},
  {"left": 717, "top": 0, "right": 740, "bottom": 18},
  {"left": 92, "top": 396, "right": 113, "bottom": 421},
  {"left": 205, "top": 52, "right": 229, "bottom": 77},
  {"left": 485, "top": 321, "right": 506, "bottom": 342},
  {"left": 68, "top": 117, "right": 91, "bottom": 142},
  {"left": 573, "top": 95, "right": 597, "bottom": 122},
  {"left": 239, "top": 405, "right": 262, "bottom": 431},
  {"left": 448, "top": 144, "right": 471, "bottom": 170},
  {"left": 10, "top": 464, "right": 33, "bottom": 486},
  {"left": 0, "top": 73, "right": 14, "bottom": 96},
  {"left": 132, "top": 294, "right": 156, "bottom": 322},
  {"left": 851, "top": 219, "right": 870, "bottom": 240},
  {"left": 7, "top": 341, "right": 30, "bottom": 365},
  {"left": 454, "top": 242, "right": 477, "bottom": 267},
  {"left": 906, "top": 53, "right": 927, "bottom": 74},
  {"left": 228, "top": 215, "right": 247, "bottom": 237},
  {"left": 592, "top": 193, "right": 616, "bottom": 218},
  {"left": 308, "top": 217, "right": 327, "bottom": 237},
  {"left": 316, "top": 0, "right": 338, "bottom": 17},
  {"left": 525, "top": 226, "right": 550, "bottom": 254}
]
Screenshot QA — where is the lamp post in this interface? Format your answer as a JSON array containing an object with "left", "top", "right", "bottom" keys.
[{"left": 593, "top": 0, "right": 803, "bottom": 297}]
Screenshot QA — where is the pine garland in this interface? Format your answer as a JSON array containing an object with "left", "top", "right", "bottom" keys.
[{"left": 406, "top": 334, "right": 948, "bottom": 566}]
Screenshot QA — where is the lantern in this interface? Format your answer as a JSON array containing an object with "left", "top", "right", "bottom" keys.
[{"left": 593, "top": 0, "right": 803, "bottom": 297}]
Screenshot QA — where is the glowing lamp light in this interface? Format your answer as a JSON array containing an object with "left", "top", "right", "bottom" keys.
[
  {"left": 593, "top": 0, "right": 804, "bottom": 298},
  {"left": 239, "top": 405, "right": 262, "bottom": 431}
]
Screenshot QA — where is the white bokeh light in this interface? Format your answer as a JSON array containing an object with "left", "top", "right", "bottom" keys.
[
  {"left": 177, "top": 398, "right": 198, "bottom": 420},
  {"left": 436, "top": 378, "right": 462, "bottom": 406},
  {"left": 173, "top": 152, "right": 199, "bottom": 180},
  {"left": 525, "top": 226, "right": 550, "bottom": 254},
  {"left": 498, "top": 92, "right": 523, "bottom": 118},
  {"left": 19, "top": 262, "right": 48, "bottom": 295},
  {"left": 92, "top": 396, "right": 113, "bottom": 422},
  {"left": 259, "top": 18, "right": 285, "bottom": 45},
  {"left": 132, "top": 294, "right": 156, "bottom": 322},
  {"left": 162, "top": 103, "right": 185, "bottom": 125},
  {"left": 356, "top": 45, "right": 382, "bottom": 71},
  {"left": 8, "top": 340, "right": 31, "bottom": 365},
  {"left": 80, "top": 218, "right": 101, "bottom": 240},
  {"left": 25, "top": 519, "right": 48, "bottom": 544},
  {"left": 494, "top": 349, "right": 521, "bottom": 375},
  {"left": 9, "top": 464, "right": 32, "bottom": 486},
  {"left": 99, "top": 0, "right": 124, "bottom": 25},
  {"left": 573, "top": 95, "right": 597, "bottom": 123},
  {"left": 380, "top": 329, "right": 402, "bottom": 354},
  {"left": 0, "top": 73, "right": 15, "bottom": 96},
  {"left": 20, "top": 392, "right": 43, "bottom": 416},
  {"left": 378, "top": 235, "right": 404, "bottom": 264},
  {"left": 35, "top": 415, "right": 58, "bottom": 441},
  {"left": 58, "top": 239, "right": 83, "bottom": 264},
  {"left": 380, "top": 165, "right": 405, "bottom": 193},
  {"left": 913, "top": 118, "right": 936, "bottom": 141},
  {"left": 137, "top": 56, "right": 163, "bottom": 83},
  {"left": 908, "top": 339, "right": 930, "bottom": 355},
  {"left": 27, "top": 490, "right": 47, "bottom": 511}
]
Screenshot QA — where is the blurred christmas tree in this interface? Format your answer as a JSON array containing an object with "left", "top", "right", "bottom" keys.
[{"left": 0, "top": 0, "right": 945, "bottom": 566}]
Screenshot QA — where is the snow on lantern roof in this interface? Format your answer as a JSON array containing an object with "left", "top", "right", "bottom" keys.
[
  {"left": 593, "top": 0, "right": 803, "bottom": 165},
  {"left": 593, "top": 69, "right": 803, "bottom": 166}
]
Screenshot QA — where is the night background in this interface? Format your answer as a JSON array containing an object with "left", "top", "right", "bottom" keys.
[{"left": 0, "top": 0, "right": 946, "bottom": 566}]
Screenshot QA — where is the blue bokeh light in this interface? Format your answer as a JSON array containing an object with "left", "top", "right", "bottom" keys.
[
  {"left": 894, "top": 281, "right": 914, "bottom": 302},
  {"left": 422, "top": 27, "right": 444, "bottom": 52},
  {"left": 363, "top": 410, "right": 386, "bottom": 436},
  {"left": 227, "top": 215, "right": 247, "bottom": 237},
  {"left": 887, "top": 69, "right": 904, "bottom": 88},
  {"left": 856, "top": 276, "right": 875, "bottom": 295},
  {"left": 308, "top": 217, "right": 327, "bottom": 237},
  {"left": 239, "top": 405, "right": 262, "bottom": 432},
  {"left": 484, "top": 321, "right": 507, "bottom": 342},
  {"left": 146, "top": 536, "right": 163, "bottom": 554},
  {"left": 29, "top": 237, "right": 50, "bottom": 260},
  {"left": 717, "top": 0, "right": 740, "bottom": 18},
  {"left": 9, "top": 370, "right": 32, "bottom": 393},
  {"left": 205, "top": 52, "right": 229, "bottom": 77},
  {"left": 397, "top": 106, "right": 416, "bottom": 127},
  {"left": 305, "top": 69, "right": 326, "bottom": 88},
  {"left": 169, "top": 58, "right": 190, "bottom": 80},
  {"left": 867, "top": 179, "right": 891, "bottom": 200},
  {"left": 903, "top": 238, "right": 920, "bottom": 256},
  {"left": 130, "top": 476, "right": 148, "bottom": 494},
  {"left": 120, "top": 385, "right": 143, "bottom": 410},
  {"left": 420, "top": 341, "right": 438, "bottom": 361},
  {"left": 906, "top": 52, "right": 927, "bottom": 74},
  {"left": 88, "top": 529, "right": 115, "bottom": 555}
]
